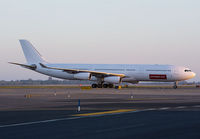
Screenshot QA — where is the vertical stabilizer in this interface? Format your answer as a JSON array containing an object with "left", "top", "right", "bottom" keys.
[{"left": 19, "top": 40, "right": 46, "bottom": 64}]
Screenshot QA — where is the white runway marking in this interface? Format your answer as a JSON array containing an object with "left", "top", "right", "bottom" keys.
[
  {"left": 0, "top": 110, "right": 143, "bottom": 128},
  {"left": 0, "top": 105, "right": 199, "bottom": 128},
  {"left": 192, "top": 105, "right": 200, "bottom": 108},
  {"left": 175, "top": 106, "right": 187, "bottom": 109},
  {"left": 159, "top": 107, "right": 170, "bottom": 110},
  {"left": 0, "top": 117, "right": 81, "bottom": 128},
  {"left": 145, "top": 108, "right": 156, "bottom": 111}
]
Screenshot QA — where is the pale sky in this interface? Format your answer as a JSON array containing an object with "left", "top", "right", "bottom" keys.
[{"left": 0, "top": 0, "right": 199, "bottom": 81}]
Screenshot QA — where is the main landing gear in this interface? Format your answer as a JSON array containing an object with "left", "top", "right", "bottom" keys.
[{"left": 91, "top": 83, "right": 114, "bottom": 88}]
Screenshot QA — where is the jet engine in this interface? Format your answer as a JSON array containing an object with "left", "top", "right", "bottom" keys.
[
  {"left": 104, "top": 76, "right": 121, "bottom": 84},
  {"left": 74, "top": 73, "right": 91, "bottom": 80}
]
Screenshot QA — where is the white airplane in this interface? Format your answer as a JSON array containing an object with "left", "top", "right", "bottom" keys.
[{"left": 10, "top": 40, "right": 196, "bottom": 89}]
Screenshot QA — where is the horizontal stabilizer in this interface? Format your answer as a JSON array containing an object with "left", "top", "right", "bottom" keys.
[{"left": 9, "top": 62, "right": 37, "bottom": 70}]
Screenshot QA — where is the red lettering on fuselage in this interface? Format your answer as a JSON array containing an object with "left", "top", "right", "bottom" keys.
[{"left": 149, "top": 74, "right": 167, "bottom": 79}]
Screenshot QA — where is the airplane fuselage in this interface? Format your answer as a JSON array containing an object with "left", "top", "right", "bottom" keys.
[{"left": 35, "top": 63, "right": 195, "bottom": 83}]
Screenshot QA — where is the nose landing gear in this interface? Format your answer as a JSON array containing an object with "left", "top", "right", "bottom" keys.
[{"left": 173, "top": 81, "right": 178, "bottom": 89}]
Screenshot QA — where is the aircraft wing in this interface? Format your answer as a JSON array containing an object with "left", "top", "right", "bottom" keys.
[
  {"left": 9, "top": 62, "right": 37, "bottom": 70},
  {"left": 39, "top": 63, "right": 125, "bottom": 78}
]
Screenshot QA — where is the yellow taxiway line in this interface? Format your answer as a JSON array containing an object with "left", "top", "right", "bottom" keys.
[{"left": 72, "top": 109, "right": 136, "bottom": 117}]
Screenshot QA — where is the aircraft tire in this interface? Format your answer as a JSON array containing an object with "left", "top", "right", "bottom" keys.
[
  {"left": 103, "top": 84, "right": 108, "bottom": 88},
  {"left": 108, "top": 84, "right": 114, "bottom": 88},
  {"left": 173, "top": 85, "right": 177, "bottom": 89},
  {"left": 115, "top": 86, "right": 119, "bottom": 89},
  {"left": 97, "top": 84, "right": 103, "bottom": 88},
  {"left": 91, "top": 84, "right": 97, "bottom": 88}
]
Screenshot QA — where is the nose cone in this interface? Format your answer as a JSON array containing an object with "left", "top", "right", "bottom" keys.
[
  {"left": 184, "top": 72, "right": 196, "bottom": 80},
  {"left": 192, "top": 72, "right": 196, "bottom": 78}
]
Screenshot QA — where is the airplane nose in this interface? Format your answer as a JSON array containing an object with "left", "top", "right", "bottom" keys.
[{"left": 192, "top": 72, "right": 196, "bottom": 78}]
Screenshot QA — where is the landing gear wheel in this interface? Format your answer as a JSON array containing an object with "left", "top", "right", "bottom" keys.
[
  {"left": 115, "top": 85, "right": 122, "bottom": 89},
  {"left": 115, "top": 86, "right": 119, "bottom": 89},
  {"left": 108, "top": 84, "right": 114, "bottom": 88},
  {"left": 103, "top": 84, "right": 108, "bottom": 88},
  {"left": 173, "top": 85, "right": 177, "bottom": 89},
  {"left": 91, "top": 84, "right": 97, "bottom": 88},
  {"left": 97, "top": 84, "right": 103, "bottom": 88}
]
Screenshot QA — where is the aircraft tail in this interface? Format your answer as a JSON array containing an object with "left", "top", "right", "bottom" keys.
[{"left": 19, "top": 40, "right": 46, "bottom": 64}]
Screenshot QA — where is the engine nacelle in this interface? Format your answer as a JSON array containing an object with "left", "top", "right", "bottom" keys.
[
  {"left": 74, "top": 73, "right": 91, "bottom": 80},
  {"left": 104, "top": 76, "right": 121, "bottom": 84}
]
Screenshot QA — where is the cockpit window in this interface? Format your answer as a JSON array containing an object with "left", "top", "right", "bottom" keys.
[{"left": 184, "top": 69, "right": 192, "bottom": 72}]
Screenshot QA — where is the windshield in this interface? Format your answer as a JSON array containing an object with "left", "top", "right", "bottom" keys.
[{"left": 184, "top": 69, "right": 192, "bottom": 72}]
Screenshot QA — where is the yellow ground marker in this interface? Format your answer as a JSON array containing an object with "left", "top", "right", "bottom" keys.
[
  {"left": 72, "top": 109, "right": 136, "bottom": 117},
  {"left": 24, "top": 94, "right": 41, "bottom": 98}
]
